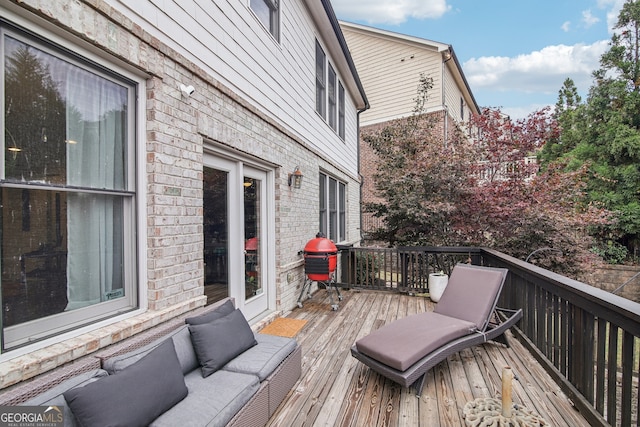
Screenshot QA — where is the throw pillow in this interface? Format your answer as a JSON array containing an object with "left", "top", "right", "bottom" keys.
[
  {"left": 185, "top": 298, "right": 235, "bottom": 325},
  {"left": 64, "top": 339, "right": 187, "bottom": 427},
  {"left": 189, "top": 309, "right": 257, "bottom": 377}
]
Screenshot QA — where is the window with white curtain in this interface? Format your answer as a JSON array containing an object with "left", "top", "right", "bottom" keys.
[{"left": 1, "top": 25, "right": 137, "bottom": 349}]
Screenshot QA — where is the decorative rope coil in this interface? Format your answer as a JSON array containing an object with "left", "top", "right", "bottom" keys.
[
  {"left": 463, "top": 366, "right": 549, "bottom": 427},
  {"left": 463, "top": 397, "right": 549, "bottom": 427}
]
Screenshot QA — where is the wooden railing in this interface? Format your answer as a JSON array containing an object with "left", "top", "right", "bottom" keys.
[{"left": 335, "top": 245, "right": 640, "bottom": 427}]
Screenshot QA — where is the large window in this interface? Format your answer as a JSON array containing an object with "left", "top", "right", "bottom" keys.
[
  {"left": 315, "top": 40, "right": 346, "bottom": 140},
  {"left": 1, "top": 26, "right": 138, "bottom": 349},
  {"left": 319, "top": 173, "right": 346, "bottom": 242},
  {"left": 250, "top": 0, "right": 279, "bottom": 41}
]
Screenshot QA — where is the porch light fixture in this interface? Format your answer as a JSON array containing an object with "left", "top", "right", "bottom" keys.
[{"left": 288, "top": 166, "right": 303, "bottom": 189}]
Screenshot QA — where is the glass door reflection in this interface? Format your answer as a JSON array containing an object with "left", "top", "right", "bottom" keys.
[
  {"left": 244, "top": 177, "right": 262, "bottom": 300},
  {"left": 203, "top": 167, "right": 229, "bottom": 304}
]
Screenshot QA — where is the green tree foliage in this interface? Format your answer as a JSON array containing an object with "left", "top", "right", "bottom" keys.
[{"left": 540, "top": 0, "right": 640, "bottom": 261}]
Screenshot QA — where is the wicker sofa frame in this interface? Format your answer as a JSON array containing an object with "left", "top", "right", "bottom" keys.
[{"left": 0, "top": 298, "right": 302, "bottom": 426}]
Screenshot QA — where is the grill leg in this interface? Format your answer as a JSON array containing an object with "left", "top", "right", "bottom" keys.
[{"left": 297, "top": 278, "right": 313, "bottom": 308}]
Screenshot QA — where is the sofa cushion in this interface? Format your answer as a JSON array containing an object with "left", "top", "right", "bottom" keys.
[
  {"left": 189, "top": 309, "right": 257, "bottom": 377},
  {"left": 150, "top": 369, "right": 259, "bottom": 427},
  {"left": 23, "top": 369, "right": 108, "bottom": 427},
  {"left": 223, "top": 333, "right": 297, "bottom": 381},
  {"left": 103, "top": 326, "right": 198, "bottom": 375},
  {"left": 64, "top": 339, "right": 188, "bottom": 427},
  {"left": 185, "top": 298, "right": 235, "bottom": 325},
  {"left": 355, "top": 311, "right": 476, "bottom": 371}
]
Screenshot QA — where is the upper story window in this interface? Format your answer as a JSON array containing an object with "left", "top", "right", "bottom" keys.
[
  {"left": 328, "top": 65, "right": 337, "bottom": 130},
  {"left": 315, "top": 40, "right": 346, "bottom": 140},
  {"left": 319, "top": 172, "right": 346, "bottom": 242},
  {"left": 1, "top": 24, "right": 139, "bottom": 350},
  {"left": 315, "top": 41, "right": 326, "bottom": 119},
  {"left": 338, "top": 83, "right": 345, "bottom": 139},
  {"left": 460, "top": 97, "right": 465, "bottom": 121},
  {"left": 250, "top": 0, "right": 280, "bottom": 41}
]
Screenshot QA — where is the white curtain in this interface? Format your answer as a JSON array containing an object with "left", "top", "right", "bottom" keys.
[{"left": 65, "top": 69, "right": 126, "bottom": 310}]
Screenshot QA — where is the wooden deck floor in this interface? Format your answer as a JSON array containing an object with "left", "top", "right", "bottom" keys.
[{"left": 266, "top": 289, "right": 591, "bottom": 427}]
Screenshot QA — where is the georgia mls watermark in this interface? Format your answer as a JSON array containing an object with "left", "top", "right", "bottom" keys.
[{"left": 0, "top": 406, "right": 64, "bottom": 427}]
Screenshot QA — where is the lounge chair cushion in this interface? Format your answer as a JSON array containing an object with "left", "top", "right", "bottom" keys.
[
  {"left": 434, "top": 264, "right": 505, "bottom": 331},
  {"left": 355, "top": 312, "right": 476, "bottom": 371}
]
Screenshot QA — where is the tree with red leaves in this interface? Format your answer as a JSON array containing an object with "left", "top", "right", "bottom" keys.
[{"left": 364, "top": 79, "right": 611, "bottom": 279}]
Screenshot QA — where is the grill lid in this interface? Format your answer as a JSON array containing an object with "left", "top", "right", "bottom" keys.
[{"left": 304, "top": 237, "right": 337, "bottom": 255}]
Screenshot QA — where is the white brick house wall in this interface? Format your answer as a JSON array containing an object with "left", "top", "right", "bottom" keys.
[{"left": 0, "top": 0, "right": 366, "bottom": 388}]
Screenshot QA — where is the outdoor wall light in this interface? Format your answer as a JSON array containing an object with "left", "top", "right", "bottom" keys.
[
  {"left": 288, "top": 166, "right": 303, "bottom": 189},
  {"left": 180, "top": 83, "right": 195, "bottom": 98}
]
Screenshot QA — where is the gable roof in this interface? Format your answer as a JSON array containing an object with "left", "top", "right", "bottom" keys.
[{"left": 339, "top": 21, "right": 478, "bottom": 114}]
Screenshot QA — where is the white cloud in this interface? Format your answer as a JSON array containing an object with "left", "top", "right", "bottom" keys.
[
  {"left": 582, "top": 9, "right": 600, "bottom": 28},
  {"left": 330, "top": 0, "right": 451, "bottom": 25},
  {"left": 597, "top": 0, "right": 625, "bottom": 33},
  {"left": 561, "top": 21, "right": 571, "bottom": 32},
  {"left": 463, "top": 40, "right": 609, "bottom": 97}
]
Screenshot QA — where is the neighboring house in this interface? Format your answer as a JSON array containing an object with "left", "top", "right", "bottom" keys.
[
  {"left": 0, "top": 0, "right": 367, "bottom": 387},
  {"left": 339, "top": 22, "right": 479, "bottom": 235}
]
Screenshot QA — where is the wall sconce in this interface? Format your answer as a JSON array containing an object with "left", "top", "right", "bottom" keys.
[{"left": 288, "top": 166, "right": 303, "bottom": 189}]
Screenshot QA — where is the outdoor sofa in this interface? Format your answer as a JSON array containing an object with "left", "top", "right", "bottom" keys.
[{"left": 0, "top": 297, "right": 301, "bottom": 427}]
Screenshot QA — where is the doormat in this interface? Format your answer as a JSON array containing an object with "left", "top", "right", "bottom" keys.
[{"left": 259, "top": 317, "right": 308, "bottom": 338}]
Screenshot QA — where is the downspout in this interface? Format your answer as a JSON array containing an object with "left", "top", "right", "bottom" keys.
[
  {"left": 357, "top": 107, "right": 367, "bottom": 243},
  {"left": 442, "top": 46, "right": 452, "bottom": 148}
]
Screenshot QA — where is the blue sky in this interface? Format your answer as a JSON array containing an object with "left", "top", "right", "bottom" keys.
[{"left": 331, "top": 0, "right": 625, "bottom": 119}]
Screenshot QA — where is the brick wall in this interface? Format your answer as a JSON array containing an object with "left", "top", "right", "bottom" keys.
[{"left": 0, "top": 0, "right": 361, "bottom": 387}]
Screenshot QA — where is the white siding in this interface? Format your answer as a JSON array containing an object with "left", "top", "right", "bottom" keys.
[{"left": 105, "top": 0, "right": 361, "bottom": 174}]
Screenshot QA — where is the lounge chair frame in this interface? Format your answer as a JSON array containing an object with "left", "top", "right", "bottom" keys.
[{"left": 350, "top": 264, "right": 523, "bottom": 396}]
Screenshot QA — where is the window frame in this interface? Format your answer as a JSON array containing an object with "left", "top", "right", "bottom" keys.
[
  {"left": 319, "top": 172, "right": 346, "bottom": 243},
  {"left": 0, "top": 22, "right": 141, "bottom": 350},
  {"left": 315, "top": 40, "right": 326, "bottom": 119},
  {"left": 327, "top": 64, "right": 337, "bottom": 131},
  {"left": 249, "top": 0, "right": 280, "bottom": 42},
  {"left": 338, "top": 82, "right": 345, "bottom": 139},
  {"left": 315, "top": 39, "right": 346, "bottom": 141}
]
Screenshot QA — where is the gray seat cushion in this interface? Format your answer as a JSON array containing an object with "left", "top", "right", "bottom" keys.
[
  {"left": 189, "top": 309, "right": 257, "bottom": 377},
  {"left": 433, "top": 264, "right": 506, "bottom": 331},
  {"left": 355, "top": 312, "right": 476, "bottom": 371},
  {"left": 103, "top": 325, "right": 199, "bottom": 376},
  {"left": 222, "top": 333, "right": 297, "bottom": 381},
  {"left": 23, "top": 369, "right": 109, "bottom": 427},
  {"left": 64, "top": 339, "right": 188, "bottom": 427},
  {"left": 150, "top": 369, "right": 259, "bottom": 427}
]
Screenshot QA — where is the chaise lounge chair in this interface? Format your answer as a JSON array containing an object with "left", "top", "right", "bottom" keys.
[{"left": 350, "top": 263, "right": 523, "bottom": 396}]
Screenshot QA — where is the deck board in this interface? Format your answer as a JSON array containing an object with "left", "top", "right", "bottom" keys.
[{"left": 267, "top": 289, "right": 590, "bottom": 426}]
